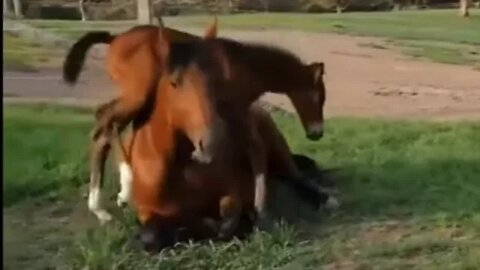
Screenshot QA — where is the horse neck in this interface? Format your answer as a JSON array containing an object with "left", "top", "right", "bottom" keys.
[
  {"left": 141, "top": 96, "right": 197, "bottom": 193},
  {"left": 229, "top": 43, "right": 310, "bottom": 100}
]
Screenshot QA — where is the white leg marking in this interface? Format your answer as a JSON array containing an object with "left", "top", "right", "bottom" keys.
[
  {"left": 254, "top": 173, "right": 267, "bottom": 218},
  {"left": 88, "top": 185, "right": 112, "bottom": 224},
  {"left": 117, "top": 161, "right": 133, "bottom": 207}
]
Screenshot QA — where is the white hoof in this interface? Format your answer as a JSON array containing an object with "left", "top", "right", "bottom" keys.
[
  {"left": 88, "top": 187, "right": 113, "bottom": 224},
  {"left": 116, "top": 193, "right": 128, "bottom": 208},
  {"left": 95, "top": 209, "right": 113, "bottom": 225}
]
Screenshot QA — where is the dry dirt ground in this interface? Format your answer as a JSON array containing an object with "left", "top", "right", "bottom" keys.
[{"left": 3, "top": 28, "right": 480, "bottom": 120}]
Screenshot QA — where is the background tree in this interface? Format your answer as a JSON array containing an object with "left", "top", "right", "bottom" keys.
[
  {"left": 259, "top": 0, "right": 270, "bottom": 12},
  {"left": 79, "top": 0, "right": 87, "bottom": 21},
  {"left": 335, "top": 0, "right": 350, "bottom": 13},
  {"left": 12, "top": 0, "right": 22, "bottom": 18},
  {"left": 459, "top": 0, "right": 472, "bottom": 16},
  {"left": 137, "top": 0, "right": 153, "bottom": 24},
  {"left": 4, "top": 0, "right": 12, "bottom": 16}
]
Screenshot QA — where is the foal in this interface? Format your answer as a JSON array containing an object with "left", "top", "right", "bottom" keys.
[
  {"left": 160, "top": 36, "right": 328, "bottom": 223},
  {"left": 62, "top": 20, "right": 219, "bottom": 223}
]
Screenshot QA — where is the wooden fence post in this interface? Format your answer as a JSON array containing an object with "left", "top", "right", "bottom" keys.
[{"left": 137, "top": 0, "right": 153, "bottom": 24}]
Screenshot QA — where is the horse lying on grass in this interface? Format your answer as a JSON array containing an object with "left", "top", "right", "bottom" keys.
[
  {"left": 110, "top": 31, "right": 338, "bottom": 251},
  {"left": 100, "top": 23, "right": 329, "bottom": 228},
  {"left": 118, "top": 100, "right": 338, "bottom": 252},
  {"left": 62, "top": 19, "right": 219, "bottom": 224},
  {"left": 133, "top": 152, "right": 338, "bottom": 252},
  {"left": 142, "top": 28, "right": 329, "bottom": 226}
]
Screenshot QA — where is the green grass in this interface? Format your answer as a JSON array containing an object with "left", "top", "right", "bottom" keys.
[
  {"left": 24, "top": 10, "right": 480, "bottom": 67},
  {"left": 3, "top": 32, "right": 64, "bottom": 71},
  {"left": 3, "top": 104, "right": 480, "bottom": 269},
  {"left": 3, "top": 104, "right": 92, "bottom": 206}
]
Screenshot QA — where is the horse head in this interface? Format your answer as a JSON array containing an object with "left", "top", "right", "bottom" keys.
[
  {"left": 286, "top": 62, "right": 326, "bottom": 140},
  {"left": 156, "top": 17, "right": 223, "bottom": 164}
]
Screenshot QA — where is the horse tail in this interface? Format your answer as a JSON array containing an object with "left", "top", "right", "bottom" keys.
[{"left": 63, "top": 31, "right": 114, "bottom": 84}]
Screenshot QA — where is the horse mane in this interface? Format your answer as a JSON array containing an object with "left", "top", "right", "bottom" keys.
[{"left": 214, "top": 37, "right": 305, "bottom": 69}]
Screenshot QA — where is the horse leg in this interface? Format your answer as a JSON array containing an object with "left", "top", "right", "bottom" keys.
[
  {"left": 254, "top": 107, "right": 340, "bottom": 211},
  {"left": 249, "top": 138, "right": 271, "bottom": 227},
  {"left": 90, "top": 98, "right": 120, "bottom": 140},
  {"left": 218, "top": 195, "right": 243, "bottom": 240},
  {"left": 88, "top": 131, "right": 113, "bottom": 224},
  {"left": 90, "top": 98, "right": 135, "bottom": 208},
  {"left": 244, "top": 120, "right": 273, "bottom": 229},
  {"left": 113, "top": 126, "right": 134, "bottom": 208}
]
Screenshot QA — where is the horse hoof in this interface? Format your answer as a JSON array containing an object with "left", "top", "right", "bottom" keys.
[
  {"left": 324, "top": 196, "right": 340, "bottom": 211},
  {"left": 96, "top": 210, "right": 113, "bottom": 225},
  {"left": 116, "top": 194, "right": 128, "bottom": 208}
]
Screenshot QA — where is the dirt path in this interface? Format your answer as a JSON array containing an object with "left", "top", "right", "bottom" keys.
[{"left": 4, "top": 28, "right": 480, "bottom": 120}]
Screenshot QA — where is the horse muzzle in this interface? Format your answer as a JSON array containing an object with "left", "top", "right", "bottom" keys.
[{"left": 306, "top": 122, "right": 324, "bottom": 141}]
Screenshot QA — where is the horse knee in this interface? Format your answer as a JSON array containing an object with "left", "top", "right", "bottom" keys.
[
  {"left": 218, "top": 196, "right": 242, "bottom": 240},
  {"left": 138, "top": 218, "right": 175, "bottom": 253},
  {"left": 138, "top": 227, "right": 161, "bottom": 253}
]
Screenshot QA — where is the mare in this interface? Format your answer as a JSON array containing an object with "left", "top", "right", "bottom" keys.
[
  {"left": 115, "top": 31, "right": 335, "bottom": 251},
  {"left": 61, "top": 19, "right": 220, "bottom": 223},
  {"left": 150, "top": 34, "right": 328, "bottom": 224}
]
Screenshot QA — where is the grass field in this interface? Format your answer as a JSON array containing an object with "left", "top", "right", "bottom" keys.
[
  {"left": 23, "top": 10, "right": 480, "bottom": 67},
  {"left": 3, "top": 32, "right": 65, "bottom": 71},
  {"left": 3, "top": 104, "right": 480, "bottom": 269}
]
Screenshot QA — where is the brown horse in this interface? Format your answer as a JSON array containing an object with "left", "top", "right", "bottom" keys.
[
  {"left": 154, "top": 34, "right": 328, "bottom": 223},
  {"left": 119, "top": 98, "right": 331, "bottom": 252},
  {"left": 62, "top": 19, "right": 219, "bottom": 223},
  {"left": 113, "top": 35, "right": 335, "bottom": 250}
]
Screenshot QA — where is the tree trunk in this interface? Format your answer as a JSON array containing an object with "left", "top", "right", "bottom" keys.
[
  {"left": 336, "top": 0, "right": 349, "bottom": 14},
  {"left": 12, "top": 0, "right": 22, "bottom": 18},
  {"left": 137, "top": 0, "right": 153, "bottom": 24},
  {"left": 4, "top": 0, "right": 12, "bottom": 16},
  {"left": 336, "top": 5, "right": 343, "bottom": 14},
  {"left": 459, "top": 0, "right": 471, "bottom": 17},
  {"left": 79, "top": 0, "right": 87, "bottom": 21},
  {"left": 260, "top": 0, "right": 269, "bottom": 13}
]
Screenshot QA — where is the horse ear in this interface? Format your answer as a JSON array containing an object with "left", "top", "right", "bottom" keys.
[
  {"left": 204, "top": 16, "right": 218, "bottom": 39},
  {"left": 308, "top": 62, "right": 325, "bottom": 82}
]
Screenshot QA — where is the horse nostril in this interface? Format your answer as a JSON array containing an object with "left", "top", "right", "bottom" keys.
[{"left": 307, "top": 123, "right": 324, "bottom": 141}]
